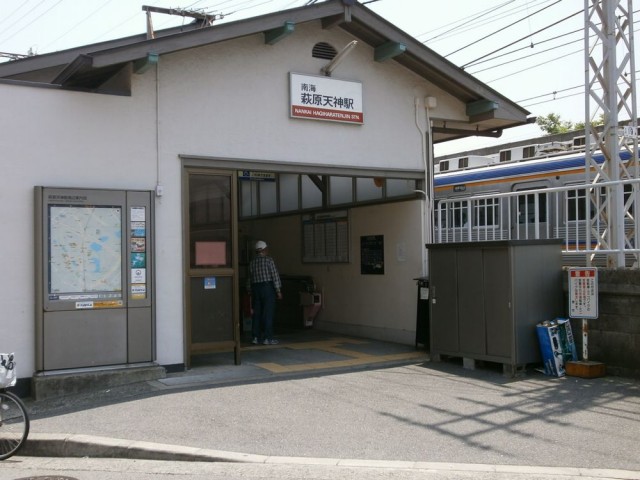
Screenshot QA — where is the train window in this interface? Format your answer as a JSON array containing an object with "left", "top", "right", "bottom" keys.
[
  {"left": 474, "top": 198, "right": 498, "bottom": 227},
  {"left": 568, "top": 186, "right": 607, "bottom": 222},
  {"left": 572, "top": 184, "right": 634, "bottom": 222},
  {"left": 523, "top": 146, "right": 536, "bottom": 159},
  {"left": 451, "top": 200, "right": 469, "bottom": 227},
  {"left": 458, "top": 157, "right": 469, "bottom": 169},
  {"left": 517, "top": 192, "right": 547, "bottom": 223},
  {"left": 439, "top": 160, "right": 449, "bottom": 172},
  {"left": 500, "top": 150, "right": 511, "bottom": 162},
  {"left": 567, "top": 189, "right": 588, "bottom": 221}
]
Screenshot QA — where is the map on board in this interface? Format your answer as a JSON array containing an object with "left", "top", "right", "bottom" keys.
[{"left": 49, "top": 206, "right": 122, "bottom": 295}]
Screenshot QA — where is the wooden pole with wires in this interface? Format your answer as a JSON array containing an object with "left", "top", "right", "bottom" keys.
[{"left": 142, "top": 5, "right": 217, "bottom": 39}]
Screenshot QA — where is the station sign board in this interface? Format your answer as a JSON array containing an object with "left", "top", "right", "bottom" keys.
[{"left": 290, "top": 73, "right": 363, "bottom": 125}]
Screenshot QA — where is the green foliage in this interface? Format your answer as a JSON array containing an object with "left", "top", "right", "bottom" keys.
[
  {"left": 536, "top": 113, "right": 575, "bottom": 134},
  {"left": 536, "top": 113, "right": 605, "bottom": 135}
]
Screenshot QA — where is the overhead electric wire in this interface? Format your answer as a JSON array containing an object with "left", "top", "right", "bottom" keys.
[
  {"left": 0, "top": 0, "right": 65, "bottom": 44},
  {"left": 467, "top": 16, "right": 636, "bottom": 77},
  {"left": 444, "top": 0, "right": 561, "bottom": 58},
  {"left": 520, "top": 74, "right": 640, "bottom": 109},
  {"left": 418, "top": 0, "right": 515, "bottom": 44},
  {"left": 459, "top": 5, "right": 581, "bottom": 68},
  {"left": 518, "top": 83, "right": 583, "bottom": 103},
  {"left": 463, "top": 27, "right": 582, "bottom": 69},
  {"left": 485, "top": 48, "right": 580, "bottom": 84},
  {"left": 43, "top": 0, "right": 116, "bottom": 50},
  {"left": 468, "top": 36, "right": 582, "bottom": 75},
  {"left": 87, "top": 10, "right": 140, "bottom": 44},
  {"left": 0, "top": 0, "right": 48, "bottom": 41},
  {"left": 473, "top": 13, "right": 639, "bottom": 100},
  {"left": 0, "top": 0, "right": 35, "bottom": 29},
  {"left": 419, "top": 0, "right": 549, "bottom": 46}
]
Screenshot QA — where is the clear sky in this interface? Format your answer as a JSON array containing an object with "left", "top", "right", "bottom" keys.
[{"left": 0, "top": 0, "right": 636, "bottom": 155}]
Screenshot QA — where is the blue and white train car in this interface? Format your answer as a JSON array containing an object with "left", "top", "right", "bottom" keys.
[{"left": 433, "top": 145, "right": 638, "bottom": 266}]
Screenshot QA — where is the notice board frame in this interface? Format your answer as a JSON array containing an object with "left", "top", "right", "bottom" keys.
[{"left": 34, "top": 186, "right": 155, "bottom": 371}]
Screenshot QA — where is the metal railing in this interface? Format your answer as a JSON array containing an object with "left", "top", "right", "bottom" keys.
[{"left": 434, "top": 178, "right": 640, "bottom": 268}]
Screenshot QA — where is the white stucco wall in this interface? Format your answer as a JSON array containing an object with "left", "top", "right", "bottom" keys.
[
  {"left": 0, "top": 81, "right": 160, "bottom": 378},
  {"left": 0, "top": 18, "right": 465, "bottom": 379},
  {"left": 157, "top": 21, "right": 434, "bottom": 170}
]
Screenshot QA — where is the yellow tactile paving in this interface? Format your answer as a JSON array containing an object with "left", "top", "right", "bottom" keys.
[{"left": 254, "top": 337, "right": 428, "bottom": 374}]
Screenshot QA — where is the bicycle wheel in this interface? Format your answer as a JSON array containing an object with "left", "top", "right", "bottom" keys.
[{"left": 0, "top": 391, "right": 30, "bottom": 460}]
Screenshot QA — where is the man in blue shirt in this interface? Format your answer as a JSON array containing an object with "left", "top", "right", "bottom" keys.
[{"left": 247, "top": 240, "right": 282, "bottom": 345}]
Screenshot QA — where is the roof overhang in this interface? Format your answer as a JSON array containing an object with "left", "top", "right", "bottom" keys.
[{"left": 0, "top": 0, "right": 531, "bottom": 143}]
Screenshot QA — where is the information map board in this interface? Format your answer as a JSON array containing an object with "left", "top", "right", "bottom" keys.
[{"left": 35, "top": 187, "right": 154, "bottom": 371}]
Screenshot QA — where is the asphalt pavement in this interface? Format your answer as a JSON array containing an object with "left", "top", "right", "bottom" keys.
[{"left": 7, "top": 331, "right": 640, "bottom": 480}]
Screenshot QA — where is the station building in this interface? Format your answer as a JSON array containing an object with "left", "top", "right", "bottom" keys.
[{"left": 0, "top": 0, "right": 530, "bottom": 389}]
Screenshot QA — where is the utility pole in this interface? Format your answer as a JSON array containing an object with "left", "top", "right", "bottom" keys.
[
  {"left": 584, "top": 0, "right": 638, "bottom": 268},
  {"left": 142, "top": 5, "right": 217, "bottom": 40}
]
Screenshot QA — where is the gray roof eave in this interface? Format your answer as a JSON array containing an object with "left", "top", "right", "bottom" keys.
[
  {"left": 88, "top": 2, "right": 346, "bottom": 68},
  {"left": 0, "top": 0, "right": 530, "bottom": 129},
  {"left": 0, "top": 22, "right": 205, "bottom": 78}
]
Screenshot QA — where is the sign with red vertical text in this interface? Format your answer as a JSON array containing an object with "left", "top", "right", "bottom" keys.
[{"left": 568, "top": 267, "right": 598, "bottom": 319}]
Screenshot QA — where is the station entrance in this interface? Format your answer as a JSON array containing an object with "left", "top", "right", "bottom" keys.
[{"left": 181, "top": 157, "right": 425, "bottom": 366}]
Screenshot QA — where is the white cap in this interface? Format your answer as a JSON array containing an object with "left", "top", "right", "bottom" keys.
[{"left": 255, "top": 240, "right": 267, "bottom": 251}]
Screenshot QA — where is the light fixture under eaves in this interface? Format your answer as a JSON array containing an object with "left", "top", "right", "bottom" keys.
[{"left": 321, "top": 40, "right": 358, "bottom": 77}]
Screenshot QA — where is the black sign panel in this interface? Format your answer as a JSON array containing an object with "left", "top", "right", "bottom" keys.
[{"left": 360, "top": 235, "right": 384, "bottom": 275}]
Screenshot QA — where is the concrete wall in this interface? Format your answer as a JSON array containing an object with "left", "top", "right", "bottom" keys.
[{"left": 566, "top": 269, "right": 640, "bottom": 379}]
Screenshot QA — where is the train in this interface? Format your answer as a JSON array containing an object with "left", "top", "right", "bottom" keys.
[{"left": 432, "top": 135, "right": 639, "bottom": 267}]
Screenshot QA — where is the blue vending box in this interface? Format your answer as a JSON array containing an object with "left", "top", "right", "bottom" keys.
[{"left": 536, "top": 320, "right": 566, "bottom": 377}]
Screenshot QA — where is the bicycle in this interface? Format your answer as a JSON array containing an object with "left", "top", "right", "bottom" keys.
[{"left": 0, "top": 353, "right": 29, "bottom": 460}]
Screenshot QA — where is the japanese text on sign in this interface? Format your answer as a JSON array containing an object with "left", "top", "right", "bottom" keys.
[
  {"left": 290, "top": 73, "right": 363, "bottom": 125},
  {"left": 568, "top": 268, "right": 598, "bottom": 319}
]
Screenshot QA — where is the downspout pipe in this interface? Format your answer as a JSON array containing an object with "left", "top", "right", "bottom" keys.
[
  {"left": 415, "top": 97, "right": 429, "bottom": 278},
  {"left": 414, "top": 98, "right": 433, "bottom": 278}
]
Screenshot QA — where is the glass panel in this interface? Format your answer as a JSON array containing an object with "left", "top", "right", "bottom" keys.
[
  {"left": 474, "top": 198, "right": 498, "bottom": 227},
  {"left": 302, "top": 175, "right": 322, "bottom": 209},
  {"left": 387, "top": 179, "right": 415, "bottom": 197},
  {"left": 451, "top": 200, "right": 469, "bottom": 227},
  {"left": 49, "top": 205, "right": 123, "bottom": 296},
  {"left": 356, "top": 177, "right": 383, "bottom": 202},
  {"left": 279, "top": 174, "right": 299, "bottom": 212},
  {"left": 518, "top": 192, "right": 547, "bottom": 224},
  {"left": 189, "top": 174, "right": 232, "bottom": 268},
  {"left": 329, "top": 176, "right": 353, "bottom": 205},
  {"left": 567, "top": 189, "right": 587, "bottom": 222},
  {"left": 239, "top": 180, "right": 257, "bottom": 217},
  {"left": 259, "top": 180, "right": 277, "bottom": 214}
]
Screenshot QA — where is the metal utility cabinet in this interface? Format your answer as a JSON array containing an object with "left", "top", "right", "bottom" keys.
[{"left": 427, "top": 240, "right": 563, "bottom": 375}]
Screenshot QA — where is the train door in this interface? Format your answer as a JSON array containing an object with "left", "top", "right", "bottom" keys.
[{"left": 512, "top": 181, "right": 551, "bottom": 240}]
